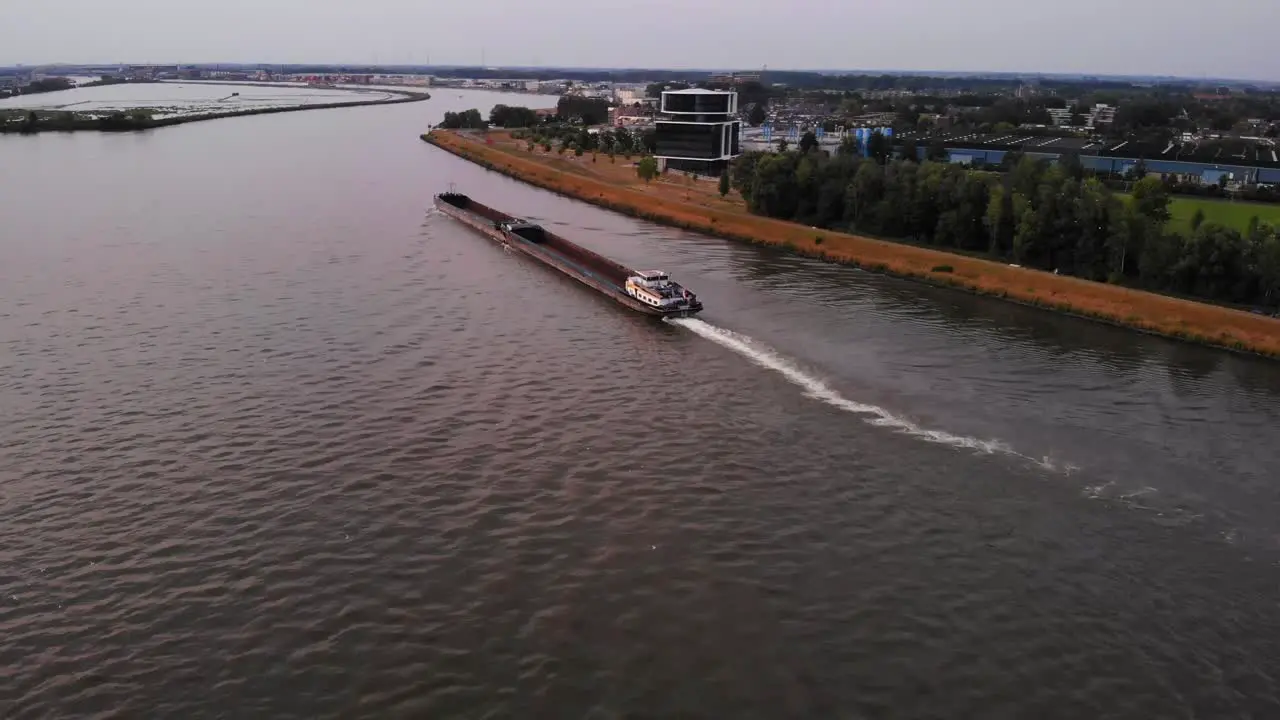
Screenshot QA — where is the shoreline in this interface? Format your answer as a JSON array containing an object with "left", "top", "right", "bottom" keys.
[
  {"left": 422, "top": 129, "right": 1280, "bottom": 359},
  {"left": 1, "top": 84, "right": 429, "bottom": 134}
]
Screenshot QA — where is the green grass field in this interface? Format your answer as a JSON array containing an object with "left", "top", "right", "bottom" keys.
[{"left": 1166, "top": 196, "right": 1280, "bottom": 234}]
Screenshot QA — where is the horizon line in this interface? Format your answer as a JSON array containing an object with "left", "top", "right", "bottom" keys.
[{"left": 3, "top": 61, "right": 1275, "bottom": 85}]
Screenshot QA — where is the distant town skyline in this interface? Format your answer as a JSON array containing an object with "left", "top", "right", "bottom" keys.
[{"left": 5, "top": 0, "right": 1279, "bottom": 82}]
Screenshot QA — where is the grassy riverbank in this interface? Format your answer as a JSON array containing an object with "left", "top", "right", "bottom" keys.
[
  {"left": 1115, "top": 192, "right": 1280, "bottom": 235},
  {"left": 423, "top": 129, "right": 1280, "bottom": 358},
  {"left": 1, "top": 88, "right": 428, "bottom": 134},
  {"left": 1167, "top": 196, "right": 1280, "bottom": 235}
]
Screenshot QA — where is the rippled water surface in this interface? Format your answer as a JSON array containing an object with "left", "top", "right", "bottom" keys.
[{"left": 3, "top": 87, "right": 1280, "bottom": 719}]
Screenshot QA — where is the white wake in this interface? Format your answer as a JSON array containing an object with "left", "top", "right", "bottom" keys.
[{"left": 669, "top": 317, "right": 1031, "bottom": 458}]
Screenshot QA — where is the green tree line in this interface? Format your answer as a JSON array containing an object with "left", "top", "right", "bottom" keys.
[
  {"left": 439, "top": 109, "right": 486, "bottom": 129},
  {"left": 10, "top": 109, "right": 155, "bottom": 133},
  {"left": 512, "top": 124, "right": 656, "bottom": 158},
  {"left": 0, "top": 76, "right": 74, "bottom": 99},
  {"left": 488, "top": 104, "right": 540, "bottom": 128},
  {"left": 731, "top": 147, "right": 1280, "bottom": 309},
  {"left": 555, "top": 96, "right": 611, "bottom": 125}
]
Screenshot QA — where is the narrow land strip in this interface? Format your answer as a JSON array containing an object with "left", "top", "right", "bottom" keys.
[
  {"left": 2, "top": 85, "right": 429, "bottom": 134},
  {"left": 424, "top": 129, "right": 1280, "bottom": 358}
]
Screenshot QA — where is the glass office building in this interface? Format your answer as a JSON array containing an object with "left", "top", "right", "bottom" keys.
[{"left": 655, "top": 89, "right": 742, "bottom": 176}]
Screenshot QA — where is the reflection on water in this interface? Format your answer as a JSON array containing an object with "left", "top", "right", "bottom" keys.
[{"left": 723, "top": 238, "right": 1244, "bottom": 379}]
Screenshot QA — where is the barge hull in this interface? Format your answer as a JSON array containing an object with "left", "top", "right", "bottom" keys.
[{"left": 434, "top": 193, "right": 700, "bottom": 317}]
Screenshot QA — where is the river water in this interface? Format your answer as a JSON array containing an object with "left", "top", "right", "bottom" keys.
[{"left": 2, "top": 88, "right": 1279, "bottom": 719}]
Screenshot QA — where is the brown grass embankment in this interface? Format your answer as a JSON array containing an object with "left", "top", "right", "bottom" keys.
[{"left": 422, "top": 129, "right": 1280, "bottom": 358}]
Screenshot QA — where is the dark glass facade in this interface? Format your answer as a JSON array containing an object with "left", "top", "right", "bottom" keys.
[
  {"left": 665, "top": 158, "right": 730, "bottom": 176},
  {"left": 654, "top": 91, "right": 740, "bottom": 175},
  {"left": 661, "top": 93, "right": 732, "bottom": 115},
  {"left": 654, "top": 121, "right": 742, "bottom": 160},
  {"left": 655, "top": 124, "right": 722, "bottom": 160}
]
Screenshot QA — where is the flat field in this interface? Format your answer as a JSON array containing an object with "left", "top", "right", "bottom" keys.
[{"left": 1166, "top": 196, "right": 1280, "bottom": 234}]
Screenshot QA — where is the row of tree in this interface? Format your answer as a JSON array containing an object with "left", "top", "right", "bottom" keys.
[
  {"left": 754, "top": 85, "right": 1280, "bottom": 141},
  {"left": 0, "top": 76, "right": 74, "bottom": 99},
  {"left": 555, "top": 96, "right": 611, "bottom": 126},
  {"left": 438, "top": 109, "right": 486, "bottom": 129},
  {"left": 488, "top": 104, "right": 540, "bottom": 128},
  {"left": 1105, "top": 93, "right": 1280, "bottom": 136},
  {"left": 730, "top": 147, "right": 1280, "bottom": 308},
  {"left": 8, "top": 109, "right": 156, "bottom": 134},
  {"left": 512, "top": 124, "right": 656, "bottom": 157}
]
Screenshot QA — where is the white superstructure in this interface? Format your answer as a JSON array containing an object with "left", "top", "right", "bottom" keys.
[{"left": 624, "top": 270, "right": 699, "bottom": 311}]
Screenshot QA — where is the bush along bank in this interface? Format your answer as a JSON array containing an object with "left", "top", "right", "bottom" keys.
[{"left": 421, "top": 130, "right": 1280, "bottom": 359}]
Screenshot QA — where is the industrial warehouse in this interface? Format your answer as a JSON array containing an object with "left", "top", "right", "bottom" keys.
[{"left": 892, "top": 131, "right": 1280, "bottom": 185}]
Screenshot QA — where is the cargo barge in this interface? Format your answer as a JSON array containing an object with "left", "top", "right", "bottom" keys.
[{"left": 434, "top": 192, "right": 703, "bottom": 317}]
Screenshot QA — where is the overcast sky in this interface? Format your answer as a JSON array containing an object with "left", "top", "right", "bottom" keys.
[{"left": 4, "top": 0, "right": 1278, "bottom": 80}]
